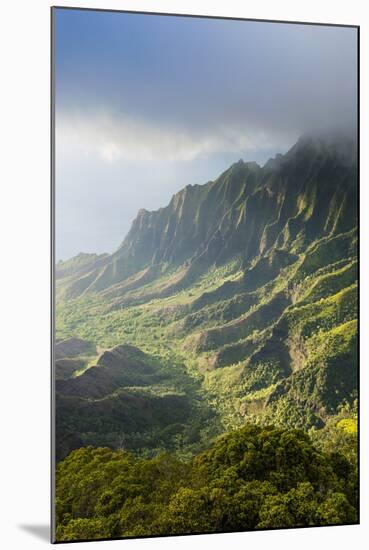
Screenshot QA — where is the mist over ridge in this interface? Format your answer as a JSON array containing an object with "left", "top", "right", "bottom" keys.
[{"left": 55, "top": 10, "right": 357, "bottom": 260}]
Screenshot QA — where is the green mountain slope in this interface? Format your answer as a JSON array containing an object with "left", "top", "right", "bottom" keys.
[
  {"left": 55, "top": 342, "right": 218, "bottom": 461},
  {"left": 55, "top": 131, "right": 358, "bottom": 458}
]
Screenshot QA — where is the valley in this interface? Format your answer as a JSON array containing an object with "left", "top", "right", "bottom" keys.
[{"left": 54, "top": 132, "right": 358, "bottom": 539}]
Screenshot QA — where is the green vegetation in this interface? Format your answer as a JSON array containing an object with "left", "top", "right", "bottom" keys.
[
  {"left": 55, "top": 424, "right": 358, "bottom": 541},
  {"left": 55, "top": 343, "right": 220, "bottom": 461},
  {"left": 54, "top": 133, "right": 358, "bottom": 540}
]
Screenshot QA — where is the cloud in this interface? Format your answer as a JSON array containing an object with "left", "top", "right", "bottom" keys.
[
  {"left": 56, "top": 110, "right": 297, "bottom": 164},
  {"left": 54, "top": 10, "right": 358, "bottom": 260}
]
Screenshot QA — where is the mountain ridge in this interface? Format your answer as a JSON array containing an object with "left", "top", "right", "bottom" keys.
[
  {"left": 57, "top": 131, "right": 357, "bottom": 302},
  {"left": 55, "top": 130, "right": 358, "bottom": 459}
]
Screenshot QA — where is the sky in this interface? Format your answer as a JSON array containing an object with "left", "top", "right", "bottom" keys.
[{"left": 54, "top": 8, "right": 357, "bottom": 261}]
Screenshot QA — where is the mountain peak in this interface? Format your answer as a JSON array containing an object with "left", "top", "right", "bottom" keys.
[
  {"left": 57, "top": 133, "right": 357, "bottom": 299},
  {"left": 288, "top": 129, "right": 357, "bottom": 163}
]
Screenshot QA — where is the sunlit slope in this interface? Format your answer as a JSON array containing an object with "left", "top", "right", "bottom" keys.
[
  {"left": 55, "top": 132, "right": 358, "bottom": 451},
  {"left": 56, "top": 132, "right": 357, "bottom": 302}
]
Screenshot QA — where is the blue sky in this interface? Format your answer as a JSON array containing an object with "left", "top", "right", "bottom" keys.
[{"left": 54, "top": 8, "right": 357, "bottom": 261}]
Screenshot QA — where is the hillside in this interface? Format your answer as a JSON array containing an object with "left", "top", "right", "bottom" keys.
[
  {"left": 55, "top": 131, "right": 358, "bottom": 458},
  {"left": 55, "top": 341, "right": 217, "bottom": 461}
]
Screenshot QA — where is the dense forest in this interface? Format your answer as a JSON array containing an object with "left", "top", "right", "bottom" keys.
[
  {"left": 55, "top": 422, "right": 358, "bottom": 541},
  {"left": 55, "top": 133, "right": 358, "bottom": 541}
]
